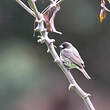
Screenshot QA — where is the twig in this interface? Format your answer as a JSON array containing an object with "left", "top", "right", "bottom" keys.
[
  {"left": 57, "top": 0, "right": 64, "bottom": 5},
  {"left": 43, "top": 33, "right": 95, "bottom": 110},
  {"left": 28, "top": 0, "right": 41, "bottom": 19},
  {"left": 16, "top": 0, "right": 36, "bottom": 18},
  {"left": 16, "top": 0, "right": 96, "bottom": 110}
]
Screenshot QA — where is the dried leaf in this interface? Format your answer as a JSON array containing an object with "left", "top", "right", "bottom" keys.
[
  {"left": 101, "top": 0, "right": 110, "bottom": 12},
  {"left": 108, "top": 0, "right": 110, "bottom": 3},
  {"left": 101, "top": 0, "right": 105, "bottom": 7},
  {"left": 100, "top": 9, "right": 106, "bottom": 23},
  {"left": 99, "top": 0, "right": 109, "bottom": 23},
  {"left": 42, "top": 3, "right": 62, "bottom": 34}
]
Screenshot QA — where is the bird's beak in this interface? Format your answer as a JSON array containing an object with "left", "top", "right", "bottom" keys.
[{"left": 59, "top": 45, "right": 63, "bottom": 49}]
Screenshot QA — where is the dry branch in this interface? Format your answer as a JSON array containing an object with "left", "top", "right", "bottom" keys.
[{"left": 16, "top": 0, "right": 96, "bottom": 110}]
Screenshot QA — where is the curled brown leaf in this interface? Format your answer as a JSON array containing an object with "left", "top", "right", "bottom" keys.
[
  {"left": 100, "top": 0, "right": 110, "bottom": 23},
  {"left": 108, "top": 0, "right": 110, "bottom": 3},
  {"left": 100, "top": 9, "right": 106, "bottom": 23},
  {"left": 42, "top": 2, "right": 62, "bottom": 34}
]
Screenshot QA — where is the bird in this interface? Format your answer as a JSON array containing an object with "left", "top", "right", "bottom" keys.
[{"left": 59, "top": 42, "right": 91, "bottom": 80}]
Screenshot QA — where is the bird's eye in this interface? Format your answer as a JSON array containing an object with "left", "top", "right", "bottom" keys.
[{"left": 63, "top": 44, "right": 67, "bottom": 48}]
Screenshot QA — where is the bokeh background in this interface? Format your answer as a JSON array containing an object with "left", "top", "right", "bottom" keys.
[{"left": 1, "top": 0, "right": 110, "bottom": 110}]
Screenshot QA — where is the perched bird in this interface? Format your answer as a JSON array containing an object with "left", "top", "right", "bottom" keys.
[{"left": 59, "top": 42, "right": 91, "bottom": 80}]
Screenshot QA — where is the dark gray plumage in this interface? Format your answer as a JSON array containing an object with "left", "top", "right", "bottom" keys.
[{"left": 59, "top": 42, "right": 91, "bottom": 80}]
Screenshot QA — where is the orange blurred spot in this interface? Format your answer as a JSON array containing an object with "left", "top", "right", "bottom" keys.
[{"left": 100, "top": 9, "right": 106, "bottom": 23}]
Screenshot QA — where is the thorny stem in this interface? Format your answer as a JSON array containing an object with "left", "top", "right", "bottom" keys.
[{"left": 16, "top": 0, "right": 96, "bottom": 110}]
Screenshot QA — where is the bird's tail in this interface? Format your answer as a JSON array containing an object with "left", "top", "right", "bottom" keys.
[{"left": 78, "top": 68, "right": 91, "bottom": 80}]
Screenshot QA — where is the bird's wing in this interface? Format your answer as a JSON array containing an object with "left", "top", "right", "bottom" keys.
[
  {"left": 71, "top": 47, "right": 85, "bottom": 66},
  {"left": 61, "top": 49, "right": 84, "bottom": 68}
]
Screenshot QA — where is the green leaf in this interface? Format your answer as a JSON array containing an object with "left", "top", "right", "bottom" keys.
[
  {"left": 54, "top": 45, "right": 57, "bottom": 48},
  {"left": 37, "top": 35, "right": 41, "bottom": 38},
  {"left": 32, "top": 35, "right": 41, "bottom": 39},
  {"left": 64, "top": 63, "right": 76, "bottom": 69}
]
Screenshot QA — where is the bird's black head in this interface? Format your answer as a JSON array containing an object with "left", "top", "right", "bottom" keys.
[{"left": 59, "top": 42, "right": 72, "bottom": 50}]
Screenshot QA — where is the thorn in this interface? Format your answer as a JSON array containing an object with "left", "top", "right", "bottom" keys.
[
  {"left": 48, "top": 39, "right": 55, "bottom": 46},
  {"left": 35, "top": 17, "right": 42, "bottom": 23},
  {"left": 68, "top": 84, "right": 75, "bottom": 91},
  {"left": 34, "top": 27, "right": 40, "bottom": 32},
  {"left": 34, "top": 25, "right": 46, "bottom": 33},
  {"left": 34, "top": 19, "right": 45, "bottom": 32},
  {"left": 47, "top": 48, "right": 50, "bottom": 53},
  {"left": 87, "top": 93, "right": 91, "bottom": 97},
  {"left": 42, "top": 28, "right": 47, "bottom": 32},
  {"left": 54, "top": 30, "right": 62, "bottom": 35},
  {"left": 37, "top": 37, "right": 45, "bottom": 44},
  {"left": 83, "top": 93, "right": 91, "bottom": 99},
  {"left": 54, "top": 58, "right": 59, "bottom": 63},
  {"left": 50, "top": 39, "right": 55, "bottom": 43},
  {"left": 37, "top": 39, "right": 42, "bottom": 43}
]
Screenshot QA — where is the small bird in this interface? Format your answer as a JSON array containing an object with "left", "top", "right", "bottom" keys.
[{"left": 59, "top": 42, "right": 91, "bottom": 80}]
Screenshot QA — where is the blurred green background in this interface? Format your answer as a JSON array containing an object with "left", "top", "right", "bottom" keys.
[{"left": 1, "top": 0, "right": 110, "bottom": 110}]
